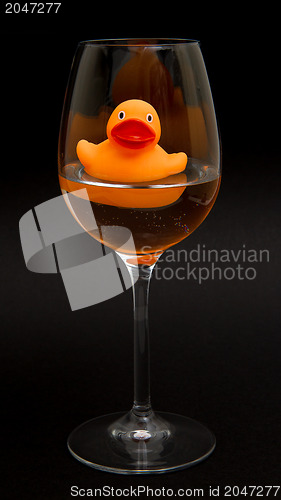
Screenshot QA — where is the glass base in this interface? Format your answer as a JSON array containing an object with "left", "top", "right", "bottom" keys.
[{"left": 67, "top": 410, "right": 216, "bottom": 474}]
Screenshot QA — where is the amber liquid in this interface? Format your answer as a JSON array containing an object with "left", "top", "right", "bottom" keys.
[{"left": 59, "top": 159, "right": 220, "bottom": 258}]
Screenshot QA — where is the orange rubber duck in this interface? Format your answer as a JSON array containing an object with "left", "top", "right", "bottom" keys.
[{"left": 76, "top": 99, "right": 187, "bottom": 182}]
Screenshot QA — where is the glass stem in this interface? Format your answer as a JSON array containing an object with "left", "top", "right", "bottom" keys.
[{"left": 127, "top": 264, "right": 155, "bottom": 418}]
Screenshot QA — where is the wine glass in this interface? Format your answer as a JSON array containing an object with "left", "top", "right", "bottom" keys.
[{"left": 58, "top": 38, "right": 221, "bottom": 474}]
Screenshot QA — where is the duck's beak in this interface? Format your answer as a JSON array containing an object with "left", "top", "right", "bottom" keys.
[{"left": 111, "top": 119, "right": 156, "bottom": 149}]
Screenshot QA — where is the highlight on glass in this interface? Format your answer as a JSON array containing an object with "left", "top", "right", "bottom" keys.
[{"left": 58, "top": 38, "right": 221, "bottom": 474}]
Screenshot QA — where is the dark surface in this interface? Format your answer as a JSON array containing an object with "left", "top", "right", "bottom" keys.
[{"left": 1, "top": 4, "right": 281, "bottom": 499}]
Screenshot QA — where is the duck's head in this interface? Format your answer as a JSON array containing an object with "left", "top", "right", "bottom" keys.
[{"left": 107, "top": 99, "right": 161, "bottom": 151}]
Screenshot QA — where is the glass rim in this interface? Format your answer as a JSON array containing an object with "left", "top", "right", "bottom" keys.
[{"left": 78, "top": 38, "right": 200, "bottom": 47}]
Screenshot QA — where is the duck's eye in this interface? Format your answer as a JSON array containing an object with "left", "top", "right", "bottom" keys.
[
  {"left": 118, "top": 111, "right": 125, "bottom": 120},
  {"left": 146, "top": 113, "right": 153, "bottom": 123}
]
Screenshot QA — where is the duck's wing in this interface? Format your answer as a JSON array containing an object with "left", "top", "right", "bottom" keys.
[{"left": 76, "top": 139, "right": 97, "bottom": 171}]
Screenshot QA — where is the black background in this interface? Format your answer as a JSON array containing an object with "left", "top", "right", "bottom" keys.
[{"left": 1, "top": 2, "right": 281, "bottom": 499}]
